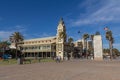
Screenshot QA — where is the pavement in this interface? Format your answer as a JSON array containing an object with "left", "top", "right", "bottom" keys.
[{"left": 0, "top": 59, "right": 120, "bottom": 80}]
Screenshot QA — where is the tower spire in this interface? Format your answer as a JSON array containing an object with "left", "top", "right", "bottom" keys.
[{"left": 59, "top": 17, "right": 64, "bottom": 24}]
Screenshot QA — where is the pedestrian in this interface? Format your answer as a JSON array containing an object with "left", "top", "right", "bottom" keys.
[
  {"left": 56, "top": 55, "right": 61, "bottom": 63},
  {"left": 58, "top": 55, "right": 61, "bottom": 63}
]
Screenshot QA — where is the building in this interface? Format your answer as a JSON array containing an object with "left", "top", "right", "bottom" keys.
[
  {"left": 74, "top": 39, "right": 92, "bottom": 49},
  {"left": 74, "top": 39, "right": 93, "bottom": 55},
  {"left": 74, "top": 39, "right": 84, "bottom": 48},
  {"left": 18, "top": 18, "right": 67, "bottom": 60}
]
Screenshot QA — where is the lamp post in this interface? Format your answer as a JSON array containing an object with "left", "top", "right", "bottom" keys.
[
  {"left": 78, "top": 31, "right": 83, "bottom": 58},
  {"left": 78, "top": 31, "right": 81, "bottom": 39},
  {"left": 19, "top": 46, "right": 23, "bottom": 64}
]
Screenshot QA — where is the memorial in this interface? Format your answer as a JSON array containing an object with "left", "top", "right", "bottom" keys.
[{"left": 93, "top": 35, "right": 103, "bottom": 60}]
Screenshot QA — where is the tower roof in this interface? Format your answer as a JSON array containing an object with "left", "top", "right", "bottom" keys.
[{"left": 59, "top": 17, "right": 64, "bottom": 24}]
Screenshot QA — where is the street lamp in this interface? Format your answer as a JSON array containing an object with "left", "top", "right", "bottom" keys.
[{"left": 78, "top": 31, "right": 81, "bottom": 39}]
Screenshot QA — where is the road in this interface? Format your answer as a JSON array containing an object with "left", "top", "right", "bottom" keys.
[{"left": 0, "top": 59, "right": 120, "bottom": 80}]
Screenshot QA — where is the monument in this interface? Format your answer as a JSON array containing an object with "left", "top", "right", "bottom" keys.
[{"left": 93, "top": 35, "right": 103, "bottom": 60}]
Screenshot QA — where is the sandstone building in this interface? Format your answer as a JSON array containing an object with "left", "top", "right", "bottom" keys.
[{"left": 19, "top": 18, "right": 67, "bottom": 60}]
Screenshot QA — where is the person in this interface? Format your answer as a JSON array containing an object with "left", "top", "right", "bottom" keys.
[
  {"left": 58, "top": 55, "right": 61, "bottom": 62},
  {"left": 67, "top": 54, "right": 70, "bottom": 60},
  {"left": 56, "top": 55, "right": 61, "bottom": 63}
]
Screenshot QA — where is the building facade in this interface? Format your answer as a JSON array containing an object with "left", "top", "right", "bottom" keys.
[
  {"left": 74, "top": 39, "right": 92, "bottom": 50},
  {"left": 19, "top": 18, "right": 67, "bottom": 60}
]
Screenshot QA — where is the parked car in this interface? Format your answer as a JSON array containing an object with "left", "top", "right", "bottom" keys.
[{"left": 2, "top": 54, "right": 12, "bottom": 59}]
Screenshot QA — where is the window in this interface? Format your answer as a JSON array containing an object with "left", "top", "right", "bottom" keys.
[
  {"left": 47, "top": 45, "right": 50, "bottom": 49},
  {"left": 42, "top": 45, "right": 46, "bottom": 49},
  {"left": 39, "top": 46, "right": 41, "bottom": 49}
]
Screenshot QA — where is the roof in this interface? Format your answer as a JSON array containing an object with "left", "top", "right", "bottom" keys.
[{"left": 24, "top": 36, "right": 56, "bottom": 42}]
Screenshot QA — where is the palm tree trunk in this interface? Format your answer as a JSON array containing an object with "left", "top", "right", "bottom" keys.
[
  {"left": 85, "top": 40, "right": 88, "bottom": 59},
  {"left": 15, "top": 43, "right": 18, "bottom": 59},
  {"left": 109, "top": 41, "right": 113, "bottom": 60},
  {"left": 3, "top": 47, "right": 5, "bottom": 60},
  {"left": 91, "top": 40, "right": 94, "bottom": 59}
]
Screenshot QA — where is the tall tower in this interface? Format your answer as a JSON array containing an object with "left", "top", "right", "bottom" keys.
[{"left": 56, "top": 18, "right": 67, "bottom": 60}]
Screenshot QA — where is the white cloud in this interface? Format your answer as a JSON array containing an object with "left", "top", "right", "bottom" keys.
[
  {"left": 25, "top": 32, "right": 55, "bottom": 39},
  {"left": 0, "top": 25, "right": 27, "bottom": 40},
  {"left": 72, "top": 0, "right": 120, "bottom": 26},
  {"left": 113, "top": 43, "right": 120, "bottom": 50},
  {"left": 0, "top": 31, "right": 12, "bottom": 40},
  {"left": 37, "top": 32, "right": 54, "bottom": 38},
  {"left": 10, "top": 25, "right": 27, "bottom": 32},
  {"left": 113, "top": 33, "right": 120, "bottom": 38},
  {"left": 0, "top": 24, "right": 53, "bottom": 40},
  {"left": 113, "top": 43, "right": 120, "bottom": 47},
  {"left": 40, "top": 33, "right": 51, "bottom": 37}
]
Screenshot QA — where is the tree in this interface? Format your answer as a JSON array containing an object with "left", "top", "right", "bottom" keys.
[
  {"left": 89, "top": 35, "right": 94, "bottom": 56},
  {"left": 83, "top": 33, "right": 89, "bottom": 49},
  {"left": 90, "top": 34, "right": 94, "bottom": 50},
  {"left": 82, "top": 33, "right": 89, "bottom": 58},
  {"left": 78, "top": 42, "right": 83, "bottom": 57},
  {"left": 90, "top": 35, "right": 94, "bottom": 41},
  {"left": 68, "top": 37, "right": 74, "bottom": 49},
  {"left": 103, "top": 48, "right": 120, "bottom": 59},
  {"left": 103, "top": 48, "right": 110, "bottom": 58},
  {"left": 67, "top": 37, "right": 74, "bottom": 58},
  {"left": 105, "top": 30, "right": 114, "bottom": 60},
  {"left": 103, "top": 48, "right": 110, "bottom": 54},
  {"left": 95, "top": 31, "right": 100, "bottom": 35},
  {"left": 0, "top": 41, "right": 10, "bottom": 59},
  {"left": 86, "top": 34, "right": 94, "bottom": 59},
  {"left": 112, "top": 48, "right": 120, "bottom": 57},
  {"left": 68, "top": 37, "right": 73, "bottom": 44},
  {"left": 9, "top": 32, "right": 24, "bottom": 59},
  {"left": 0, "top": 41, "right": 10, "bottom": 49}
]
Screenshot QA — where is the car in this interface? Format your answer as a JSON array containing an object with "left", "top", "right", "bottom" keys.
[{"left": 2, "top": 54, "right": 12, "bottom": 59}]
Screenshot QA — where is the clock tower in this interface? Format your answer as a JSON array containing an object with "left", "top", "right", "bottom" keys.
[{"left": 56, "top": 18, "right": 67, "bottom": 60}]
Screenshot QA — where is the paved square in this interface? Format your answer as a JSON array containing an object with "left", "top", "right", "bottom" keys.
[{"left": 0, "top": 60, "right": 120, "bottom": 80}]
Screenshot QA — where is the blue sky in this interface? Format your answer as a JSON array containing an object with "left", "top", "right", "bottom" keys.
[{"left": 0, "top": 0, "right": 120, "bottom": 50}]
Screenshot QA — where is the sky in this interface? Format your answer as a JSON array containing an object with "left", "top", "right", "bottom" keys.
[{"left": 0, "top": 0, "right": 120, "bottom": 50}]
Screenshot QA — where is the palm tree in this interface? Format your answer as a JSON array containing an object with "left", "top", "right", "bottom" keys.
[
  {"left": 106, "top": 30, "right": 114, "bottom": 60},
  {"left": 9, "top": 32, "right": 24, "bottom": 59},
  {"left": 68, "top": 37, "right": 74, "bottom": 58},
  {"left": 90, "top": 35, "right": 94, "bottom": 41},
  {"left": 89, "top": 34, "right": 94, "bottom": 58},
  {"left": 68, "top": 37, "right": 73, "bottom": 44},
  {"left": 68, "top": 37, "right": 74, "bottom": 50},
  {"left": 83, "top": 33, "right": 89, "bottom": 58},
  {"left": 90, "top": 34, "right": 94, "bottom": 48},
  {"left": 83, "top": 33, "right": 89, "bottom": 49}
]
